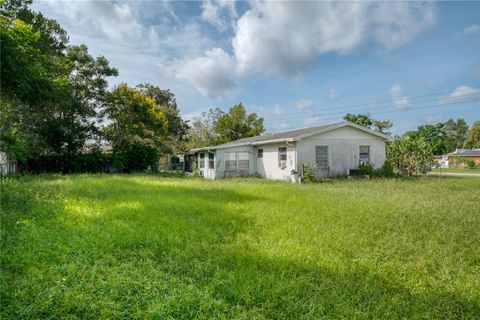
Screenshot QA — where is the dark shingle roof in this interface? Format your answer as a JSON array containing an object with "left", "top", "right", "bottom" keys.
[
  {"left": 212, "top": 122, "right": 342, "bottom": 148},
  {"left": 190, "top": 121, "right": 391, "bottom": 152},
  {"left": 448, "top": 149, "right": 480, "bottom": 156}
]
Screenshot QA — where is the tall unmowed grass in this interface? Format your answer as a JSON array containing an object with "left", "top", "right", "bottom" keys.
[{"left": 1, "top": 174, "right": 479, "bottom": 319}]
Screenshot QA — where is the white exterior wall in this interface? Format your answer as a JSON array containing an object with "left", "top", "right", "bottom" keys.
[
  {"left": 296, "top": 126, "right": 386, "bottom": 176},
  {"left": 256, "top": 143, "right": 296, "bottom": 180}
]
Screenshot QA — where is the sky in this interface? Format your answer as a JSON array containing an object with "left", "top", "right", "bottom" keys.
[{"left": 33, "top": 0, "right": 480, "bottom": 135}]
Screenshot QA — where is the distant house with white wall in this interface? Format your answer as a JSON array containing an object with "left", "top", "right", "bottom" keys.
[
  {"left": 0, "top": 152, "right": 18, "bottom": 175},
  {"left": 187, "top": 121, "right": 391, "bottom": 180}
]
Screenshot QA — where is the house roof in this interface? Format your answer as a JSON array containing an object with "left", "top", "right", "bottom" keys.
[
  {"left": 447, "top": 149, "right": 480, "bottom": 156},
  {"left": 190, "top": 121, "right": 392, "bottom": 152}
]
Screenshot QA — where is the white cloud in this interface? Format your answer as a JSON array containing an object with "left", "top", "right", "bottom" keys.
[
  {"left": 461, "top": 24, "right": 480, "bottom": 36},
  {"left": 389, "top": 84, "right": 410, "bottom": 108},
  {"left": 177, "top": 48, "right": 238, "bottom": 99},
  {"left": 33, "top": 1, "right": 437, "bottom": 100},
  {"left": 201, "top": 0, "right": 236, "bottom": 31},
  {"left": 231, "top": 1, "right": 435, "bottom": 77},
  {"left": 296, "top": 99, "right": 313, "bottom": 110},
  {"left": 329, "top": 89, "right": 341, "bottom": 101},
  {"left": 439, "top": 86, "right": 480, "bottom": 105}
]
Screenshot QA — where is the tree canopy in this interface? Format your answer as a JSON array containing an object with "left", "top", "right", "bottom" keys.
[
  {"left": 187, "top": 103, "right": 265, "bottom": 148},
  {"left": 343, "top": 113, "right": 393, "bottom": 135},
  {"left": 404, "top": 119, "right": 469, "bottom": 155}
]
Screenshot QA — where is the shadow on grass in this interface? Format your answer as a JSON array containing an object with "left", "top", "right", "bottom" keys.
[{"left": 1, "top": 175, "right": 478, "bottom": 319}]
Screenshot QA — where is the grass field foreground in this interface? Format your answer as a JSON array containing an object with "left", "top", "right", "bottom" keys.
[{"left": 1, "top": 175, "right": 479, "bottom": 319}]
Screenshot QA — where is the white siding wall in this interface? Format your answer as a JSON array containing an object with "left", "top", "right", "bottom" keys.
[
  {"left": 296, "top": 126, "right": 386, "bottom": 176},
  {"left": 256, "top": 143, "right": 296, "bottom": 180}
]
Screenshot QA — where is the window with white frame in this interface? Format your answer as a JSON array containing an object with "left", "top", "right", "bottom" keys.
[
  {"left": 199, "top": 153, "right": 205, "bottom": 168},
  {"left": 278, "top": 147, "right": 287, "bottom": 167},
  {"left": 225, "top": 152, "right": 249, "bottom": 171},
  {"left": 359, "top": 145, "right": 370, "bottom": 165},
  {"left": 208, "top": 153, "right": 214, "bottom": 169},
  {"left": 257, "top": 149, "right": 263, "bottom": 158}
]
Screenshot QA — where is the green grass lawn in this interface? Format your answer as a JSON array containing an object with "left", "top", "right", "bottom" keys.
[
  {"left": 1, "top": 175, "right": 479, "bottom": 319},
  {"left": 431, "top": 167, "right": 480, "bottom": 174}
]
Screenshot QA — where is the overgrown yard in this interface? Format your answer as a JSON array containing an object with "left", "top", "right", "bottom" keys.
[{"left": 1, "top": 175, "right": 479, "bottom": 319}]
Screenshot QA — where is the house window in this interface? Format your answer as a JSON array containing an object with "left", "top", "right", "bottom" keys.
[
  {"left": 278, "top": 147, "right": 287, "bottom": 167},
  {"left": 225, "top": 152, "right": 249, "bottom": 171},
  {"left": 225, "top": 152, "right": 236, "bottom": 170},
  {"left": 238, "top": 152, "right": 249, "bottom": 170},
  {"left": 208, "top": 153, "right": 214, "bottom": 169},
  {"left": 316, "top": 146, "right": 328, "bottom": 169},
  {"left": 199, "top": 153, "right": 205, "bottom": 169},
  {"left": 359, "top": 145, "right": 370, "bottom": 165},
  {"left": 258, "top": 149, "right": 263, "bottom": 158}
]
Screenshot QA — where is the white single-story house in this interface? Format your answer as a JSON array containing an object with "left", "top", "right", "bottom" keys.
[{"left": 187, "top": 121, "right": 391, "bottom": 180}]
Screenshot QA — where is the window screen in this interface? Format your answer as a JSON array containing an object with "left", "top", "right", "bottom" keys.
[
  {"left": 238, "top": 152, "right": 249, "bottom": 170},
  {"left": 359, "top": 145, "right": 370, "bottom": 164},
  {"left": 258, "top": 149, "right": 263, "bottom": 158},
  {"left": 225, "top": 152, "right": 236, "bottom": 170},
  {"left": 199, "top": 153, "right": 205, "bottom": 169},
  {"left": 208, "top": 153, "right": 214, "bottom": 169},
  {"left": 278, "top": 147, "right": 287, "bottom": 166},
  {"left": 316, "top": 146, "right": 328, "bottom": 169}
]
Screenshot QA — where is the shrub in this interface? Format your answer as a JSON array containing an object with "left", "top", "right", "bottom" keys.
[
  {"left": 372, "top": 161, "right": 395, "bottom": 177},
  {"left": 190, "top": 161, "right": 200, "bottom": 178},
  {"left": 387, "top": 136, "right": 434, "bottom": 176},
  {"left": 465, "top": 159, "right": 476, "bottom": 169},
  {"left": 359, "top": 164, "right": 374, "bottom": 176},
  {"left": 301, "top": 162, "right": 317, "bottom": 183}
]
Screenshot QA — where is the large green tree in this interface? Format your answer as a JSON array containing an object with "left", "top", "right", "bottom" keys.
[
  {"left": 214, "top": 103, "right": 265, "bottom": 143},
  {"left": 464, "top": 121, "right": 480, "bottom": 149},
  {"left": 103, "top": 84, "right": 168, "bottom": 170},
  {"left": 136, "top": 83, "right": 189, "bottom": 154},
  {"left": 186, "top": 108, "right": 223, "bottom": 149},
  {"left": 404, "top": 119, "right": 469, "bottom": 155},
  {"left": 0, "top": 0, "right": 117, "bottom": 161}
]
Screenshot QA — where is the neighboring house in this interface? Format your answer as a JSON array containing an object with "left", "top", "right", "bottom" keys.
[
  {"left": 432, "top": 155, "right": 448, "bottom": 168},
  {"left": 187, "top": 121, "right": 391, "bottom": 180},
  {"left": 0, "top": 152, "right": 18, "bottom": 175},
  {"left": 447, "top": 149, "right": 480, "bottom": 168}
]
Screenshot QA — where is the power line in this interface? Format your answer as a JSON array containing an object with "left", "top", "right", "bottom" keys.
[
  {"left": 265, "top": 98, "right": 479, "bottom": 132},
  {"left": 264, "top": 93, "right": 480, "bottom": 122},
  {"left": 258, "top": 86, "right": 480, "bottom": 120}
]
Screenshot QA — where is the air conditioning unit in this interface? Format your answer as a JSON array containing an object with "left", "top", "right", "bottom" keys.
[
  {"left": 279, "top": 160, "right": 287, "bottom": 169},
  {"left": 359, "top": 160, "right": 370, "bottom": 166}
]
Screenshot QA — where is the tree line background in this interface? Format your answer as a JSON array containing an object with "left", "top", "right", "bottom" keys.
[{"left": 1, "top": 0, "right": 479, "bottom": 174}]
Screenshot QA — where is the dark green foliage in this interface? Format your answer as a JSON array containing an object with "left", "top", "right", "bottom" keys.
[
  {"left": 387, "top": 136, "right": 434, "bottom": 176},
  {"left": 300, "top": 162, "right": 317, "bottom": 183},
  {"left": 372, "top": 161, "right": 396, "bottom": 177},
  {"left": 465, "top": 159, "right": 476, "bottom": 169},
  {"left": 24, "top": 152, "right": 113, "bottom": 173},
  {"left": 112, "top": 144, "right": 158, "bottom": 172},
  {"left": 359, "top": 163, "right": 374, "bottom": 175},
  {"left": 405, "top": 119, "right": 469, "bottom": 155},
  {"left": 214, "top": 103, "right": 265, "bottom": 143},
  {"left": 464, "top": 121, "right": 480, "bottom": 149}
]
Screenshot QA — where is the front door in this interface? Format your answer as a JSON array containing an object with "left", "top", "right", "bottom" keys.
[{"left": 316, "top": 145, "right": 329, "bottom": 177}]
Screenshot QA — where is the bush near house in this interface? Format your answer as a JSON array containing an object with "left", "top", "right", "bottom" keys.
[{"left": 387, "top": 136, "right": 433, "bottom": 176}]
